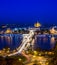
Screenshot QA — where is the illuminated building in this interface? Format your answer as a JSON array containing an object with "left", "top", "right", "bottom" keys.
[
  {"left": 2, "top": 25, "right": 7, "bottom": 28},
  {"left": 50, "top": 27, "right": 57, "bottom": 34},
  {"left": 5, "top": 28, "right": 12, "bottom": 34},
  {"left": 34, "top": 22, "right": 41, "bottom": 28}
]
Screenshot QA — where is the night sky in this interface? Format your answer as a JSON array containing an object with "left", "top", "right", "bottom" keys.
[{"left": 0, "top": 0, "right": 57, "bottom": 25}]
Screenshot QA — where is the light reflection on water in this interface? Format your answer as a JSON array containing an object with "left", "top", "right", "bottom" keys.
[
  {"left": 0, "top": 34, "right": 56, "bottom": 51},
  {"left": 34, "top": 35, "right": 56, "bottom": 50},
  {"left": 50, "top": 36, "right": 55, "bottom": 49},
  {"left": 0, "top": 34, "right": 23, "bottom": 50}
]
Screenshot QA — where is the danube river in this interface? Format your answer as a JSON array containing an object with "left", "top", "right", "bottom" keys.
[
  {"left": 0, "top": 34, "right": 23, "bottom": 50},
  {"left": 34, "top": 35, "right": 56, "bottom": 50},
  {"left": 0, "top": 34, "right": 56, "bottom": 51}
]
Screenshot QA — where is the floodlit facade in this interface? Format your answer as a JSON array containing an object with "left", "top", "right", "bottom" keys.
[{"left": 34, "top": 22, "right": 41, "bottom": 28}]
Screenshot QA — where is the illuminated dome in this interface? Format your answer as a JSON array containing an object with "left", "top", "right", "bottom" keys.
[
  {"left": 34, "top": 22, "right": 41, "bottom": 27},
  {"left": 5, "top": 28, "right": 12, "bottom": 34}
]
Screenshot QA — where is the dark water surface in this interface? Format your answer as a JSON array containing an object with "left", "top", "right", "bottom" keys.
[
  {"left": 0, "top": 34, "right": 56, "bottom": 51},
  {"left": 34, "top": 35, "right": 56, "bottom": 50},
  {"left": 0, "top": 34, "right": 23, "bottom": 50}
]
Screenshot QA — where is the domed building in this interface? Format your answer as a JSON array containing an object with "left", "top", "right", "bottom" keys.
[
  {"left": 34, "top": 22, "right": 41, "bottom": 28},
  {"left": 5, "top": 28, "right": 12, "bottom": 34}
]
